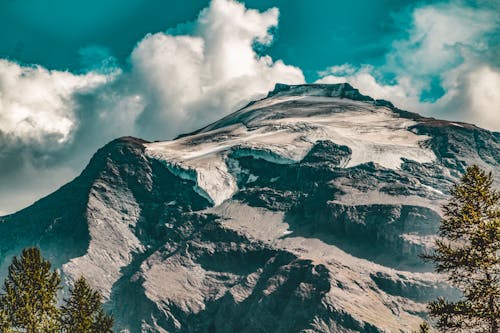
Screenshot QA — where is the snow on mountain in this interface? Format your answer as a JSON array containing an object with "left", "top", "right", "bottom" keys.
[
  {"left": 145, "top": 91, "right": 436, "bottom": 205},
  {"left": 0, "top": 83, "right": 498, "bottom": 332}
]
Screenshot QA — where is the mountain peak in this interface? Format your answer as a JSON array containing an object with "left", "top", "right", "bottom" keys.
[
  {"left": 267, "top": 83, "right": 397, "bottom": 109},
  {"left": 267, "top": 82, "right": 371, "bottom": 100},
  {"left": 2, "top": 82, "right": 499, "bottom": 332}
]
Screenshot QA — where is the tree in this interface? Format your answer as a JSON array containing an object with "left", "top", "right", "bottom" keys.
[
  {"left": 60, "top": 276, "right": 113, "bottom": 333},
  {"left": 0, "top": 247, "right": 61, "bottom": 333},
  {"left": 413, "top": 322, "right": 431, "bottom": 333},
  {"left": 423, "top": 165, "right": 500, "bottom": 332},
  {"left": 0, "top": 309, "right": 12, "bottom": 333}
]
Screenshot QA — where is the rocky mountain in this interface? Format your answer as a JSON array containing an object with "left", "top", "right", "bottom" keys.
[{"left": 0, "top": 83, "right": 498, "bottom": 332}]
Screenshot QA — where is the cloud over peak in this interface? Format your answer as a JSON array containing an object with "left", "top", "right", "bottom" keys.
[
  {"left": 131, "top": 0, "right": 303, "bottom": 138},
  {"left": 317, "top": 1, "right": 500, "bottom": 131}
]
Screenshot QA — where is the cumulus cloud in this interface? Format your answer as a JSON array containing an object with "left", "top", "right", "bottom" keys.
[
  {"left": 317, "top": 1, "right": 500, "bottom": 130},
  {"left": 463, "top": 66, "right": 500, "bottom": 126},
  {"left": 131, "top": 0, "right": 303, "bottom": 138},
  {"left": 317, "top": 64, "right": 421, "bottom": 109},
  {"left": 0, "top": 60, "right": 109, "bottom": 147},
  {"left": 0, "top": 0, "right": 304, "bottom": 214}
]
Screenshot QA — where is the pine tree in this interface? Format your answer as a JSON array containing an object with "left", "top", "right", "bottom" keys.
[
  {"left": 413, "top": 322, "right": 431, "bottom": 333},
  {"left": 60, "top": 276, "right": 113, "bottom": 333},
  {"left": 0, "top": 247, "right": 61, "bottom": 333},
  {"left": 0, "top": 309, "right": 11, "bottom": 333},
  {"left": 423, "top": 165, "right": 500, "bottom": 332}
]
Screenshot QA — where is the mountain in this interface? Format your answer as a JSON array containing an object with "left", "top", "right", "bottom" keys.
[{"left": 0, "top": 83, "right": 499, "bottom": 332}]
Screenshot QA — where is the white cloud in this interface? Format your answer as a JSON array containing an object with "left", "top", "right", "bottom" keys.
[
  {"left": 317, "top": 1, "right": 500, "bottom": 131},
  {"left": 466, "top": 66, "right": 500, "bottom": 126},
  {"left": 317, "top": 65, "right": 421, "bottom": 109},
  {"left": 131, "top": 0, "right": 304, "bottom": 138},
  {"left": 389, "top": 4, "right": 495, "bottom": 75},
  {"left": 0, "top": 60, "right": 109, "bottom": 146},
  {"left": 436, "top": 64, "right": 500, "bottom": 130}
]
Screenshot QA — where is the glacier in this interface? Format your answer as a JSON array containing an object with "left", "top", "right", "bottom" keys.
[{"left": 145, "top": 89, "right": 436, "bottom": 206}]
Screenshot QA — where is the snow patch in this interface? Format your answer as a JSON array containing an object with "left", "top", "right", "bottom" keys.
[{"left": 146, "top": 95, "right": 436, "bottom": 206}]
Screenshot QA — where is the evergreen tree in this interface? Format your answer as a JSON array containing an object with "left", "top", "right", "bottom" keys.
[
  {"left": 0, "top": 247, "right": 61, "bottom": 333},
  {"left": 423, "top": 165, "right": 500, "bottom": 332},
  {"left": 60, "top": 276, "right": 113, "bottom": 333},
  {"left": 413, "top": 322, "right": 431, "bottom": 333},
  {"left": 0, "top": 309, "right": 11, "bottom": 333}
]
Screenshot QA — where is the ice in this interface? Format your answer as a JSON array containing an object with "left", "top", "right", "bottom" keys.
[{"left": 146, "top": 95, "right": 436, "bottom": 206}]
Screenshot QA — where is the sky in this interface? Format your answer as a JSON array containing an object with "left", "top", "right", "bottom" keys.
[{"left": 0, "top": 0, "right": 499, "bottom": 214}]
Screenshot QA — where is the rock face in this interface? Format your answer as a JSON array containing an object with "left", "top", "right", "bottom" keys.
[{"left": 0, "top": 83, "right": 498, "bottom": 332}]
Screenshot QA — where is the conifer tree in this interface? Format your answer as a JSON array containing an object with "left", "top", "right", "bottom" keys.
[
  {"left": 414, "top": 322, "right": 431, "bottom": 333},
  {"left": 0, "top": 309, "right": 11, "bottom": 333},
  {"left": 423, "top": 165, "right": 499, "bottom": 332},
  {"left": 0, "top": 247, "right": 61, "bottom": 333},
  {"left": 60, "top": 276, "right": 113, "bottom": 333}
]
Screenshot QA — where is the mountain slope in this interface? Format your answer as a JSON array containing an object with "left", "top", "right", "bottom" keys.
[{"left": 0, "top": 83, "right": 498, "bottom": 332}]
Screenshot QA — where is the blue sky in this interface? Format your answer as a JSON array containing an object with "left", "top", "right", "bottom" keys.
[
  {"left": 2, "top": 0, "right": 448, "bottom": 81},
  {"left": 0, "top": 0, "right": 498, "bottom": 213}
]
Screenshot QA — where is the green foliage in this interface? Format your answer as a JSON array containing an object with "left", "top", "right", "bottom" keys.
[
  {"left": 0, "top": 309, "right": 12, "bottom": 333},
  {"left": 0, "top": 247, "right": 61, "bottom": 333},
  {"left": 413, "top": 322, "right": 431, "bottom": 333},
  {"left": 0, "top": 248, "right": 114, "bottom": 332},
  {"left": 423, "top": 165, "right": 500, "bottom": 332},
  {"left": 61, "top": 277, "right": 113, "bottom": 333}
]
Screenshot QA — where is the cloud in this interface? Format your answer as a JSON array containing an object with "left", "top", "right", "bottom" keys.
[
  {"left": 317, "top": 1, "right": 500, "bottom": 131},
  {"left": 463, "top": 66, "right": 500, "bottom": 126},
  {"left": 131, "top": 0, "right": 303, "bottom": 138},
  {"left": 317, "top": 65, "right": 421, "bottom": 109},
  {"left": 0, "top": 0, "right": 304, "bottom": 214},
  {"left": 389, "top": 3, "right": 495, "bottom": 76},
  {"left": 0, "top": 60, "right": 108, "bottom": 147}
]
